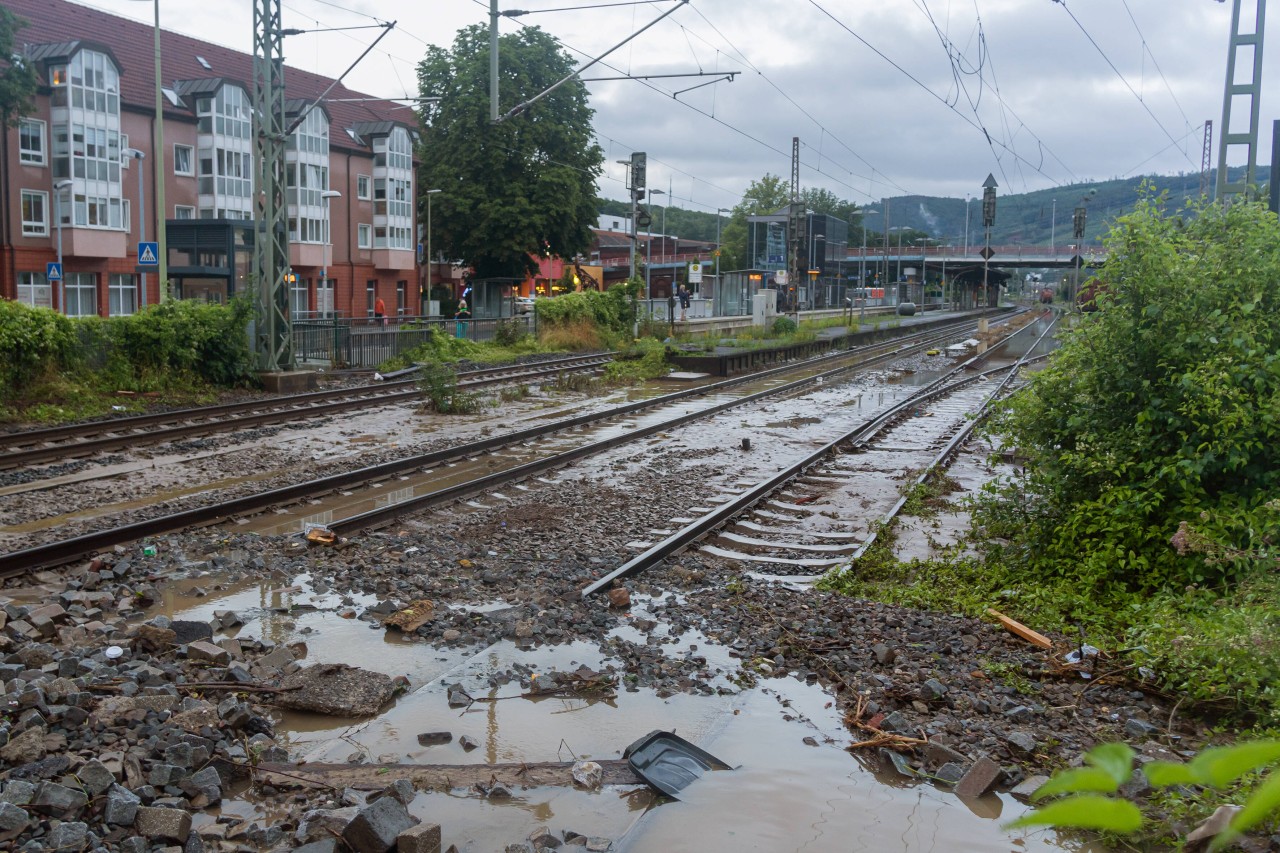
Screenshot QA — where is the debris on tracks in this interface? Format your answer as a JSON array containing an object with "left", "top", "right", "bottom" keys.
[
  {"left": 382, "top": 598, "right": 435, "bottom": 632},
  {"left": 985, "top": 608, "right": 1053, "bottom": 649},
  {"left": 256, "top": 760, "right": 644, "bottom": 791},
  {"left": 274, "top": 663, "right": 399, "bottom": 716}
]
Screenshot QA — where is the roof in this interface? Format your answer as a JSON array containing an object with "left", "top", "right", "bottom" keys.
[
  {"left": 7, "top": 0, "right": 413, "bottom": 155},
  {"left": 592, "top": 230, "right": 632, "bottom": 249}
]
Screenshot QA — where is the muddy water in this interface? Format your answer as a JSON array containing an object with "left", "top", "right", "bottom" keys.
[{"left": 155, "top": 574, "right": 1085, "bottom": 853}]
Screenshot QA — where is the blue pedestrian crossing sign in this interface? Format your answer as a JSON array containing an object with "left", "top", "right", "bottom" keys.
[
  {"left": 46, "top": 262, "right": 63, "bottom": 281},
  {"left": 137, "top": 242, "right": 159, "bottom": 266}
]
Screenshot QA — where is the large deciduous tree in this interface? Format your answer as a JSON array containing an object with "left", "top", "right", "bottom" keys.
[
  {"left": 0, "top": 9, "right": 38, "bottom": 127},
  {"left": 416, "top": 25, "right": 603, "bottom": 279}
]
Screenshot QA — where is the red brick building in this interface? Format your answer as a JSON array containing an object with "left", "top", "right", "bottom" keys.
[{"left": 0, "top": 0, "right": 418, "bottom": 319}]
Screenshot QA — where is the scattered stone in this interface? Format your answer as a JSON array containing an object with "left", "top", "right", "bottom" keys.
[
  {"left": 878, "top": 711, "right": 910, "bottom": 734},
  {"left": 924, "top": 742, "right": 967, "bottom": 768},
  {"left": 1005, "top": 731, "right": 1038, "bottom": 754},
  {"left": 607, "top": 587, "right": 630, "bottom": 609},
  {"left": 29, "top": 781, "right": 87, "bottom": 817},
  {"left": 447, "top": 687, "right": 473, "bottom": 708},
  {"left": 47, "top": 820, "right": 89, "bottom": 849},
  {"left": 919, "top": 678, "right": 948, "bottom": 701},
  {"left": 935, "top": 763, "right": 967, "bottom": 785},
  {"left": 528, "top": 826, "right": 561, "bottom": 849},
  {"left": 341, "top": 795, "right": 419, "bottom": 853},
  {"left": 398, "top": 822, "right": 443, "bottom": 853},
  {"left": 871, "top": 643, "right": 896, "bottom": 665},
  {"left": 0, "top": 728, "right": 45, "bottom": 764},
  {"left": 104, "top": 784, "right": 141, "bottom": 825},
  {"left": 135, "top": 805, "right": 192, "bottom": 842},
  {"left": 955, "top": 755, "right": 1002, "bottom": 799},
  {"left": 0, "top": 802, "right": 29, "bottom": 837},
  {"left": 459, "top": 735, "right": 479, "bottom": 751},
  {"left": 1010, "top": 775, "right": 1050, "bottom": 803},
  {"left": 417, "top": 731, "right": 453, "bottom": 747},
  {"left": 187, "top": 640, "right": 231, "bottom": 665},
  {"left": 170, "top": 620, "right": 214, "bottom": 644},
  {"left": 1124, "top": 718, "right": 1158, "bottom": 739}
]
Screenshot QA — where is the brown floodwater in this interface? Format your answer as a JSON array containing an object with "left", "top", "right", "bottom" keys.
[{"left": 151, "top": 573, "right": 1094, "bottom": 853}]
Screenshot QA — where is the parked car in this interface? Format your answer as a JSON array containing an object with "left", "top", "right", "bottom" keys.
[{"left": 515, "top": 296, "right": 536, "bottom": 314}]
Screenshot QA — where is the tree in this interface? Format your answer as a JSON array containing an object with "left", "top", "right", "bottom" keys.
[
  {"left": 975, "top": 192, "right": 1280, "bottom": 593},
  {"left": 720, "top": 174, "right": 791, "bottom": 270},
  {"left": 0, "top": 8, "right": 38, "bottom": 127},
  {"left": 801, "top": 187, "right": 858, "bottom": 224},
  {"left": 416, "top": 25, "right": 603, "bottom": 280}
]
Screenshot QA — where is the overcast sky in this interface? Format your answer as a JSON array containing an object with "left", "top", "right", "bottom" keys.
[{"left": 77, "top": 0, "right": 1280, "bottom": 213}]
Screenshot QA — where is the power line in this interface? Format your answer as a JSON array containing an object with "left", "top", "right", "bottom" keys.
[
  {"left": 1118, "top": 0, "right": 1194, "bottom": 132},
  {"left": 809, "top": 0, "right": 1068, "bottom": 187},
  {"left": 1049, "top": 0, "right": 1197, "bottom": 168}
]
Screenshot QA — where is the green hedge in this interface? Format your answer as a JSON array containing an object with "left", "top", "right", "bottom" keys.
[{"left": 0, "top": 298, "right": 256, "bottom": 400}]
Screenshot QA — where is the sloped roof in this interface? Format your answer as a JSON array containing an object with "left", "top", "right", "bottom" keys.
[{"left": 7, "top": 0, "right": 413, "bottom": 155}]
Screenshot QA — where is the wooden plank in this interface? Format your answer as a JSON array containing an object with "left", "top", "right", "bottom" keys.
[
  {"left": 985, "top": 608, "right": 1053, "bottom": 649},
  {"left": 256, "top": 760, "right": 644, "bottom": 791}
]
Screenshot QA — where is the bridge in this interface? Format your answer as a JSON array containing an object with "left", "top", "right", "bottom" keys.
[{"left": 843, "top": 245, "right": 1108, "bottom": 271}]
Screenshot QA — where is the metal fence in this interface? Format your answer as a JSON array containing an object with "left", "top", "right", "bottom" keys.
[{"left": 293, "top": 315, "right": 536, "bottom": 369}]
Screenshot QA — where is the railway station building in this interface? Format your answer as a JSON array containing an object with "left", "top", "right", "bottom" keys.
[{"left": 0, "top": 0, "right": 419, "bottom": 320}]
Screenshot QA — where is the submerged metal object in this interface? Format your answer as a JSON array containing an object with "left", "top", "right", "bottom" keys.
[{"left": 623, "top": 730, "right": 733, "bottom": 799}]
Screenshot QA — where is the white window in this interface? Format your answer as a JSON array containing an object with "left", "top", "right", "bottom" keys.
[
  {"left": 64, "top": 272, "right": 98, "bottom": 317},
  {"left": 123, "top": 199, "right": 131, "bottom": 233},
  {"left": 17, "top": 272, "right": 52, "bottom": 309},
  {"left": 175, "top": 205, "right": 195, "bottom": 219},
  {"left": 174, "top": 144, "right": 194, "bottom": 176},
  {"left": 20, "top": 190, "right": 49, "bottom": 236},
  {"left": 357, "top": 174, "right": 371, "bottom": 200},
  {"left": 357, "top": 223, "right": 372, "bottom": 249},
  {"left": 19, "top": 118, "right": 46, "bottom": 165},
  {"left": 290, "top": 277, "right": 309, "bottom": 319},
  {"left": 109, "top": 273, "right": 136, "bottom": 316}
]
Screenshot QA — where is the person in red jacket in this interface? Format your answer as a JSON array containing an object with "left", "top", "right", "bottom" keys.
[{"left": 374, "top": 296, "right": 386, "bottom": 326}]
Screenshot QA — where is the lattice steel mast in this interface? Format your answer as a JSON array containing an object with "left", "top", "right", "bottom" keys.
[
  {"left": 1215, "top": 0, "right": 1267, "bottom": 201},
  {"left": 253, "top": 0, "right": 292, "bottom": 372}
]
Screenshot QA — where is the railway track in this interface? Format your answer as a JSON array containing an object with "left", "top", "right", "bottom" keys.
[
  {"left": 581, "top": 313, "right": 1058, "bottom": 595},
  {"left": 0, "top": 354, "right": 615, "bottom": 471},
  {"left": 0, "top": 310, "right": 1032, "bottom": 577}
]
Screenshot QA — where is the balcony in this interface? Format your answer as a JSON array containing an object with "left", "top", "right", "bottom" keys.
[
  {"left": 64, "top": 227, "right": 126, "bottom": 259},
  {"left": 372, "top": 248, "right": 413, "bottom": 271},
  {"left": 290, "top": 242, "right": 326, "bottom": 269}
]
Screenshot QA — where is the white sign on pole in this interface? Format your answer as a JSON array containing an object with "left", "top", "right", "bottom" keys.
[{"left": 688, "top": 262, "right": 702, "bottom": 283}]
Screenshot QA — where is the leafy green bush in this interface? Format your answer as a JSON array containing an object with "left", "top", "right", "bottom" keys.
[
  {"left": 535, "top": 278, "right": 640, "bottom": 345},
  {"left": 771, "top": 316, "right": 797, "bottom": 336},
  {"left": 973, "top": 193, "right": 1280, "bottom": 593},
  {"left": 0, "top": 300, "right": 77, "bottom": 396},
  {"left": 602, "top": 338, "right": 671, "bottom": 383}
]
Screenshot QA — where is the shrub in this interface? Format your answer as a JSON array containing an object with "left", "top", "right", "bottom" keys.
[
  {"left": 416, "top": 361, "right": 482, "bottom": 414},
  {"left": 973, "top": 192, "right": 1280, "bottom": 593},
  {"left": 0, "top": 300, "right": 77, "bottom": 397},
  {"left": 771, "top": 316, "right": 797, "bottom": 336},
  {"left": 602, "top": 338, "right": 671, "bottom": 383}
]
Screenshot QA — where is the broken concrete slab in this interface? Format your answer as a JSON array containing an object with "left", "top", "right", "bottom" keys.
[{"left": 274, "top": 664, "right": 397, "bottom": 717}]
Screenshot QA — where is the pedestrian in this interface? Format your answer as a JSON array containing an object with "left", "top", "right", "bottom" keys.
[
  {"left": 679, "top": 284, "right": 691, "bottom": 310},
  {"left": 455, "top": 298, "right": 470, "bottom": 339},
  {"left": 374, "top": 295, "right": 386, "bottom": 327}
]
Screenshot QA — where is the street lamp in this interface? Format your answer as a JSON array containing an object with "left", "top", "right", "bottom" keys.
[
  {"left": 53, "top": 178, "right": 73, "bottom": 313},
  {"left": 647, "top": 188, "right": 664, "bottom": 306},
  {"left": 915, "top": 237, "right": 929, "bottom": 305},
  {"left": 320, "top": 189, "right": 341, "bottom": 317},
  {"left": 424, "top": 188, "right": 441, "bottom": 315},
  {"left": 124, "top": 148, "right": 146, "bottom": 311}
]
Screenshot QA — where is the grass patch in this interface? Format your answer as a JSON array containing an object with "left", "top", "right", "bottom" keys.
[{"left": 602, "top": 339, "right": 671, "bottom": 384}]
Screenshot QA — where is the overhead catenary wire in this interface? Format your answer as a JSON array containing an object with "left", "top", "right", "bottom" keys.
[{"left": 1049, "top": 0, "right": 1197, "bottom": 168}]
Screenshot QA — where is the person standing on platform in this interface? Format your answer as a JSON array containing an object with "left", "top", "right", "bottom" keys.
[{"left": 374, "top": 295, "right": 387, "bottom": 327}]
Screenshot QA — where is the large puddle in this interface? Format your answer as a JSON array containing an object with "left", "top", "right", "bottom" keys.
[{"left": 154, "top": 572, "right": 1087, "bottom": 852}]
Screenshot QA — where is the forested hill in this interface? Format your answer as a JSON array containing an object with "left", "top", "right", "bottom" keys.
[{"left": 597, "top": 165, "right": 1271, "bottom": 245}]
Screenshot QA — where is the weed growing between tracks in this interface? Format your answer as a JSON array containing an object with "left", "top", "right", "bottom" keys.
[{"left": 416, "top": 362, "right": 484, "bottom": 414}]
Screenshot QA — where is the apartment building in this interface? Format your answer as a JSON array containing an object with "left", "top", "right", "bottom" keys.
[{"left": 0, "top": 0, "right": 419, "bottom": 319}]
